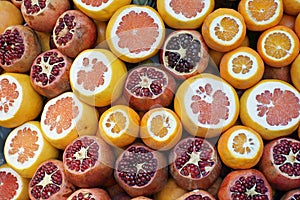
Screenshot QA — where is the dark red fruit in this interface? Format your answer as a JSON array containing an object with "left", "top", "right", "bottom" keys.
[
  {"left": 114, "top": 143, "right": 168, "bottom": 197},
  {"left": 0, "top": 25, "right": 41, "bottom": 73},
  {"left": 66, "top": 188, "right": 111, "bottom": 200},
  {"left": 176, "top": 190, "right": 216, "bottom": 200},
  {"left": 280, "top": 189, "right": 300, "bottom": 200},
  {"left": 169, "top": 137, "right": 221, "bottom": 190},
  {"left": 218, "top": 169, "right": 273, "bottom": 200},
  {"left": 29, "top": 159, "right": 76, "bottom": 200},
  {"left": 63, "top": 135, "right": 115, "bottom": 188},
  {"left": 259, "top": 137, "right": 300, "bottom": 191}
]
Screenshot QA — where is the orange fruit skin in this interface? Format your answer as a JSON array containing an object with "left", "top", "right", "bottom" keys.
[
  {"left": 201, "top": 8, "right": 247, "bottom": 53},
  {"left": 0, "top": 1, "right": 23, "bottom": 33},
  {"left": 257, "top": 25, "right": 300, "bottom": 68},
  {"left": 283, "top": 0, "right": 300, "bottom": 15},
  {"left": 290, "top": 53, "right": 300, "bottom": 91},
  {"left": 294, "top": 13, "right": 300, "bottom": 39},
  {"left": 154, "top": 177, "right": 188, "bottom": 200}
]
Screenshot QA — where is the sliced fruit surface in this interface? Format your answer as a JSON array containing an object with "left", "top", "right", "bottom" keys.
[
  {"left": 106, "top": 5, "right": 165, "bottom": 63},
  {"left": 240, "top": 79, "right": 300, "bottom": 140}
]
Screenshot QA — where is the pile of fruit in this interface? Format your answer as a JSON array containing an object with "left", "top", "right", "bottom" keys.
[{"left": 0, "top": 0, "right": 300, "bottom": 199}]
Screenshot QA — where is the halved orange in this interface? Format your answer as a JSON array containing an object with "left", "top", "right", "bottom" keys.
[
  {"left": 257, "top": 25, "right": 299, "bottom": 67},
  {"left": 217, "top": 125, "right": 264, "bottom": 169},
  {"left": 238, "top": 0, "right": 283, "bottom": 31},
  {"left": 0, "top": 73, "right": 43, "bottom": 128},
  {"left": 201, "top": 8, "right": 247, "bottom": 53},
  {"left": 240, "top": 79, "right": 300, "bottom": 140},
  {"left": 40, "top": 92, "right": 99, "bottom": 149},
  {"left": 69, "top": 49, "right": 127, "bottom": 107},
  {"left": 291, "top": 53, "right": 300, "bottom": 91},
  {"left": 219, "top": 46, "right": 265, "bottom": 89},
  {"left": 283, "top": 0, "right": 300, "bottom": 15},
  {"left": 140, "top": 107, "right": 182, "bottom": 151},
  {"left": 106, "top": 4, "right": 165, "bottom": 63},
  {"left": 4, "top": 121, "right": 59, "bottom": 178},
  {"left": 174, "top": 73, "right": 239, "bottom": 138},
  {"left": 157, "top": 0, "right": 214, "bottom": 29},
  {"left": 73, "top": 0, "right": 131, "bottom": 21},
  {"left": 98, "top": 104, "right": 140, "bottom": 148},
  {"left": 0, "top": 164, "right": 29, "bottom": 200}
]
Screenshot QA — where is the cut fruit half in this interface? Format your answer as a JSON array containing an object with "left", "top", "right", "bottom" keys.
[
  {"left": 174, "top": 73, "right": 239, "bottom": 138},
  {"left": 40, "top": 92, "right": 99, "bottom": 149},
  {"left": 219, "top": 46, "right": 265, "bottom": 89},
  {"left": 140, "top": 107, "right": 182, "bottom": 151},
  {"left": 0, "top": 73, "right": 43, "bottom": 128},
  {"left": 217, "top": 125, "right": 264, "bottom": 169},
  {"left": 98, "top": 105, "right": 140, "bottom": 148},
  {"left": 240, "top": 79, "right": 300, "bottom": 140},
  {"left": 4, "top": 121, "right": 59, "bottom": 178},
  {"left": 106, "top": 5, "right": 165, "bottom": 63},
  {"left": 0, "top": 164, "right": 29, "bottom": 200},
  {"left": 70, "top": 49, "right": 127, "bottom": 107},
  {"left": 157, "top": 0, "right": 214, "bottom": 29}
]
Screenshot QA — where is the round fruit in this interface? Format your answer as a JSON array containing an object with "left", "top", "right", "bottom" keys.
[
  {"left": 283, "top": 0, "right": 300, "bottom": 15},
  {"left": 29, "top": 159, "right": 76, "bottom": 200},
  {"left": 69, "top": 49, "right": 127, "bottom": 107},
  {"left": 106, "top": 4, "right": 165, "bottom": 63},
  {"left": 114, "top": 143, "right": 168, "bottom": 197},
  {"left": 11, "top": 0, "right": 22, "bottom": 8},
  {"left": 280, "top": 189, "right": 300, "bottom": 200},
  {"left": 66, "top": 188, "right": 111, "bottom": 200},
  {"left": 263, "top": 64, "right": 292, "bottom": 83},
  {"left": 169, "top": 137, "right": 222, "bottom": 190},
  {"left": 0, "top": 1, "right": 23, "bottom": 34},
  {"left": 160, "top": 29, "right": 209, "bottom": 80},
  {"left": 21, "top": 0, "right": 70, "bottom": 33},
  {"left": 52, "top": 10, "right": 97, "bottom": 58},
  {"left": 174, "top": 73, "right": 239, "bottom": 138},
  {"left": 63, "top": 135, "right": 115, "bottom": 188},
  {"left": 278, "top": 14, "right": 296, "bottom": 30},
  {"left": 0, "top": 73, "right": 43, "bottom": 128},
  {"left": 218, "top": 169, "right": 273, "bottom": 200},
  {"left": 157, "top": 0, "right": 214, "bottom": 29},
  {"left": 30, "top": 49, "right": 72, "bottom": 98},
  {"left": 290, "top": 53, "right": 300, "bottom": 91},
  {"left": 123, "top": 65, "right": 176, "bottom": 112},
  {"left": 0, "top": 25, "right": 42, "bottom": 73},
  {"left": 4, "top": 121, "right": 59, "bottom": 178},
  {"left": 259, "top": 137, "right": 300, "bottom": 191},
  {"left": 176, "top": 190, "right": 216, "bottom": 200},
  {"left": 154, "top": 177, "right": 188, "bottom": 200},
  {"left": 239, "top": 79, "right": 300, "bottom": 140}
]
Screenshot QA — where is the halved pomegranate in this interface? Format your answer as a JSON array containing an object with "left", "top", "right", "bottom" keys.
[
  {"left": 160, "top": 29, "right": 209, "bottom": 80},
  {"left": 280, "top": 189, "right": 300, "bottom": 200},
  {"left": 218, "top": 169, "right": 272, "bottom": 200},
  {"left": 176, "top": 190, "right": 216, "bottom": 200},
  {"left": 169, "top": 137, "right": 222, "bottom": 190},
  {"left": 66, "top": 188, "right": 111, "bottom": 200},
  {"left": 63, "top": 135, "right": 115, "bottom": 188},
  {"left": 21, "top": 0, "right": 70, "bottom": 32},
  {"left": 29, "top": 159, "right": 76, "bottom": 200},
  {"left": 123, "top": 64, "right": 176, "bottom": 112},
  {"left": 0, "top": 25, "right": 41, "bottom": 73},
  {"left": 30, "top": 49, "right": 72, "bottom": 98},
  {"left": 259, "top": 137, "right": 300, "bottom": 191},
  {"left": 114, "top": 143, "right": 168, "bottom": 197},
  {"left": 52, "top": 10, "right": 97, "bottom": 58}
]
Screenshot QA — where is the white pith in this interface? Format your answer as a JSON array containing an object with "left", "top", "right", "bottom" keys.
[
  {"left": 0, "top": 75, "right": 22, "bottom": 120},
  {"left": 0, "top": 167, "right": 23, "bottom": 198},
  {"left": 74, "top": 0, "right": 111, "bottom": 11},
  {"left": 209, "top": 15, "right": 244, "bottom": 45},
  {"left": 110, "top": 6, "right": 164, "bottom": 59},
  {"left": 227, "top": 52, "right": 259, "bottom": 79},
  {"left": 40, "top": 92, "right": 83, "bottom": 139},
  {"left": 184, "top": 77, "right": 238, "bottom": 129},
  {"left": 246, "top": 81, "right": 300, "bottom": 130},
  {"left": 164, "top": 0, "right": 212, "bottom": 20},
  {"left": 245, "top": 0, "right": 281, "bottom": 25},
  {"left": 147, "top": 110, "right": 177, "bottom": 141},
  {"left": 227, "top": 129, "right": 261, "bottom": 159},
  {"left": 4, "top": 123, "right": 43, "bottom": 169},
  {"left": 70, "top": 50, "right": 112, "bottom": 96},
  {"left": 101, "top": 109, "right": 129, "bottom": 137}
]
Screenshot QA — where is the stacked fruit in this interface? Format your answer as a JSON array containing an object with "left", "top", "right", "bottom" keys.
[{"left": 0, "top": 0, "right": 300, "bottom": 199}]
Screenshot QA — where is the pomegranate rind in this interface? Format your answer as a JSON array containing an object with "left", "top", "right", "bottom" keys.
[
  {"left": 259, "top": 137, "right": 300, "bottom": 191},
  {"left": 176, "top": 189, "right": 216, "bottom": 200},
  {"left": 106, "top": 5, "right": 166, "bottom": 63},
  {"left": 218, "top": 169, "right": 273, "bottom": 200},
  {"left": 239, "top": 79, "right": 300, "bottom": 140},
  {"left": 157, "top": 0, "right": 215, "bottom": 29},
  {"left": 0, "top": 73, "right": 43, "bottom": 128},
  {"left": 70, "top": 49, "right": 127, "bottom": 107},
  {"left": 160, "top": 29, "right": 210, "bottom": 80},
  {"left": 73, "top": 0, "right": 131, "bottom": 21},
  {"left": 40, "top": 92, "right": 99, "bottom": 149},
  {"left": 280, "top": 189, "right": 300, "bottom": 200},
  {"left": 0, "top": 164, "right": 30, "bottom": 200},
  {"left": 4, "top": 121, "right": 59, "bottom": 178},
  {"left": 66, "top": 188, "right": 111, "bottom": 200},
  {"left": 174, "top": 73, "right": 239, "bottom": 138}
]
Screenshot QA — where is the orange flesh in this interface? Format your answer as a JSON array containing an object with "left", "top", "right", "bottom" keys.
[
  {"left": 0, "top": 171, "right": 18, "bottom": 199},
  {"left": 232, "top": 55, "right": 253, "bottom": 74},
  {"left": 0, "top": 78, "right": 19, "bottom": 114},
  {"left": 169, "top": 0, "right": 205, "bottom": 18},
  {"left": 264, "top": 33, "right": 291, "bottom": 59},
  {"left": 214, "top": 17, "right": 239, "bottom": 41},
  {"left": 150, "top": 115, "right": 169, "bottom": 138},
  {"left": 105, "top": 111, "right": 126, "bottom": 134},
  {"left": 80, "top": 0, "right": 109, "bottom": 7},
  {"left": 248, "top": 0, "right": 278, "bottom": 21},
  {"left": 232, "top": 133, "right": 253, "bottom": 154}
]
